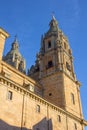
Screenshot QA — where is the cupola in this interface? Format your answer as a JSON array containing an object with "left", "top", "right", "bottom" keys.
[{"left": 3, "top": 36, "right": 26, "bottom": 74}]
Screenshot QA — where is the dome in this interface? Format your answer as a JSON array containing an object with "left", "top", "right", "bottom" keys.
[{"left": 3, "top": 37, "right": 26, "bottom": 74}]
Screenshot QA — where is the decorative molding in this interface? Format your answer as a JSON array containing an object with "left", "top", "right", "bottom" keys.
[
  {"left": 1, "top": 61, "right": 41, "bottom": 89},
  {"left": 0, "top": 28, "right": 9, "bottom": 38}
]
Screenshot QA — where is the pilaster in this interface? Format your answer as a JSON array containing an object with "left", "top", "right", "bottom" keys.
[{"left": 0, "top": 28, "right": 9, "bottom": 60}]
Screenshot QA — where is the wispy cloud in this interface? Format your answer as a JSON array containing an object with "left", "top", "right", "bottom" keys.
[
  {"left": 73, "top": 0, "right": 80, "bottom": 18},
  {"left": 65, "top": 0, "right": 80, "bottom": 28}
]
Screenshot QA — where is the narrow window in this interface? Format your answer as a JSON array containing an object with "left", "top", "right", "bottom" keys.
[
  {"left": 66, "top": 62, "right": 71, "bottom": 71},
  {"left": 57, "top": 115, "right": 61, "bottom": 122},
  {"left": 71, "top": 93, "right": 75, "bottom": 104},
  {"left": 36, "top": 105, "right": 40, "bottom": 113},
  {"left": 8, "top": 91, "right": 13, "bottom": 100},
  {"left": 74, "top": 123, "right": 77, "bottom": 130},
  {"left": 47, "top": 61, "right": 53, "bottom": 68},
  {"left": 48, "top": 41, "right": 51, "bottom": 48}
]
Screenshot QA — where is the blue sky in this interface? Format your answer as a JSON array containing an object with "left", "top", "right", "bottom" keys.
[{"left": 0, "top": 0, "right": 87, "bottom": 127}]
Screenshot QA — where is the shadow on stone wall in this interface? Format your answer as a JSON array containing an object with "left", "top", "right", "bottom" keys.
[
  {"left": 0, "top": 119, "right": 29, "bottom": 130},
  {"left": 33, "top": 117, "right": 53, "bottom": 130},
  {"left": 0, "top": 118, "right": 53, "bottom": 130}
]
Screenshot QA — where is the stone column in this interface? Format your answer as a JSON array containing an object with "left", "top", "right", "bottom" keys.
[{"left": 0, "top": 28, "right": 9, "bottom": 60}]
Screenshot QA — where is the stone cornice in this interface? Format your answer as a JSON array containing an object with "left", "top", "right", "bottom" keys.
[
  {"left": 0, "top": 74, "right": 87, "bottom": 126},
  {"left": 0, "top": 28, "right": 9, "bottom": 38},
  {"left": 0, "top": 61, "right": 41, "bottom": 89}
]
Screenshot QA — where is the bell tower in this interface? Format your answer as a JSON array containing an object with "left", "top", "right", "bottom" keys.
[{"left": 29, "top": 16, "right": 83, "bottom": 118}]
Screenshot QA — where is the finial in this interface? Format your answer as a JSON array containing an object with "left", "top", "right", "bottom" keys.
[
  {"left": 14, "top": 35, "right": 18, "bottom": 43},
  {"left": 51, "top": 11, "right": 56, "bottom": 20}
]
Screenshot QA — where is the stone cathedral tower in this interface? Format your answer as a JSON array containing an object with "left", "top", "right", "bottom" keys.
[{"left": 29, "top": 16, "right": 83, "bottom": 118}]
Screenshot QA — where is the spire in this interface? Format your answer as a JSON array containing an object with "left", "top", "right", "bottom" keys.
[
  {"left": 52, "top": 14, "right": 56, "bottom": 21},
  {"left": 14, "top": 35, "right": 18, "bottom": 43},
  {"left": 12, "top": 35, "right": 19, "bottom": 50},
  {"left": 49, "top": 15, "right": 58, "bottom": 28},
  {"left": 45, "top": 15, "right": 58, "bottom": 37}
]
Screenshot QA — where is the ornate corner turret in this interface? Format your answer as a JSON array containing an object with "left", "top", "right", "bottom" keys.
[{"left": 3, "top": 36, "right": 26, "bottom": 74}]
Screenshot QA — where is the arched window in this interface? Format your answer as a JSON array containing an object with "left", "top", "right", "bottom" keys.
[
  {"left": 47, "top": 60, "right": 53, "bottom": 68},
  {"left": 57, "top": 115, "right": 61, "bottom": 122},
  {"left": 7, "top": 90, "right": 13, "bottom": 100},
  {"left": 48, "top": 41, "right": 51, "bottom": 48},
  {"left": 74, "top": 123, "right": 77, "bottom": 130},
  {"left": 71, "top": 93, "right": 75, "bottom": 104},
  {"left": 36, "top": 105, "right": 40, "bottom": 113}
]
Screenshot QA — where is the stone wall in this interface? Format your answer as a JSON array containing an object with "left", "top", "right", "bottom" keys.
[{"left": 0, "top": 73, "right": 84, "bottom": 130}]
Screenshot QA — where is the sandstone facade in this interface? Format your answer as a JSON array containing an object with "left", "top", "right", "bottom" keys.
[{"left": 0, "top": 17, "right": 87, "bottom": 130}]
